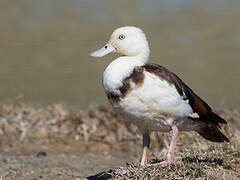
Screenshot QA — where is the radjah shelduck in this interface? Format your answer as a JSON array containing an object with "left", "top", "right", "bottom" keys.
[{"left": 90, "top": 26, "right": 229, "bottom": 167}]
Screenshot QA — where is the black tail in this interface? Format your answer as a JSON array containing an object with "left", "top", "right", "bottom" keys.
[
  {"left": 197, "top": 123, "right": 229, "bottom": 142},
  {"left": 212, "top": 112, "right": 227, "bottom": 125}
]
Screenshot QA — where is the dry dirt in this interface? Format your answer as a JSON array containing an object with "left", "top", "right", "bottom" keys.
[{"left": 0, "top": 100, "right": 239, "bottom": 179}]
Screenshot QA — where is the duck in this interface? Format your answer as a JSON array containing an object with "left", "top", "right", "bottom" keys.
[{"left": 90, "top": 26, "right": 229, "bottom": 167}]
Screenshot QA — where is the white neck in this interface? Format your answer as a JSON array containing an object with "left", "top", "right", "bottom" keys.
[
  {"left": 135, "top": 52, "right": 149, "bottom": 64},
  {"left": 130, "top": 42, "right": 150, "bottom": 64}
]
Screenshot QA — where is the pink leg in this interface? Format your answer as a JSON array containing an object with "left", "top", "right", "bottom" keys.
[
  {"left": 158, "top": 125, "right": 178, "bottom": 167},
  {"left": 140, "top": 132, "right": 150, "bottom": 167},
  {"left": 145, "top": 125, "right": 178, "bottom": 168}
]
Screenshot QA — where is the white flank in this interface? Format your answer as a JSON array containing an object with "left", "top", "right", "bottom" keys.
[{"left": 114, "top": 72, "right": 196, "bottom": 129}]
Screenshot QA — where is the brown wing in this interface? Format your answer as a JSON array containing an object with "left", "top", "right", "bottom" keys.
[{"left": 143, "top": 63, "right": 227, "bottom": 126}]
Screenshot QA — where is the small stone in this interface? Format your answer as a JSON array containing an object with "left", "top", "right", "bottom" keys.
[
  {"left": 36, "top": 151, "right": 47, "bottom": 157},
  {"left": 37, "top": 127, "right": 48, "bottom": 138},
  {"left": 5, "top": 125, "right": 16, "bottom": 133}
]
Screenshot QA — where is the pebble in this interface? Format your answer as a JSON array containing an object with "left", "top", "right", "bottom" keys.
[{"left": 36, "top": 151, "right": 47, "bottom": 157}]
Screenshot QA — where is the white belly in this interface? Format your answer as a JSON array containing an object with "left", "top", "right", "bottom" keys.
[{"left": 111, "top": 72, "right": 196, "bottom": 132}]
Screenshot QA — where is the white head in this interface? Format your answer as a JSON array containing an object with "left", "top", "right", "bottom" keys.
[{"left": 90, "top": 26, "right": 150, "bottom": 63}]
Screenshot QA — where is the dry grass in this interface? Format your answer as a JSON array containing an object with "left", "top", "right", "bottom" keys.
[
  {"left": 112, "top": 137, "right": 240, "bottom": 179},
  {"left": 0, "top": 100, "right": 239, "bottom": 179}
]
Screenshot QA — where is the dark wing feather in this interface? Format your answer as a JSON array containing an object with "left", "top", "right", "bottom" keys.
[{"left": 143, "top": 63, "right": 227, "bottom": 126}]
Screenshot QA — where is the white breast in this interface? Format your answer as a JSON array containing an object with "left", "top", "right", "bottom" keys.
[{"left": 103, "top": 57, "right": 144, "bottom": 95}]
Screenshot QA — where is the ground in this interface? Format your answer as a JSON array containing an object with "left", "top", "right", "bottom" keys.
[{"left": 0, "top": 100, "right": 239, "bottom": 179}]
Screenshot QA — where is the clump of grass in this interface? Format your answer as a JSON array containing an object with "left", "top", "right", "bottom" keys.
[{"left": 112, "top": 145, "right": 239, "bottom": 179}]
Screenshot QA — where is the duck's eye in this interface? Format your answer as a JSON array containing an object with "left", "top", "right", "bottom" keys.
[{"left": 118, "top": 34, "right": 125, "bottom": 40}]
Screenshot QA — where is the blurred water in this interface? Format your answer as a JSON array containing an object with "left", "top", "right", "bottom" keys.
[{"left": 0, "top": 0, "right": 239, "bottom": 108}]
